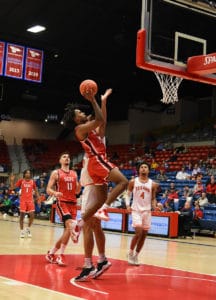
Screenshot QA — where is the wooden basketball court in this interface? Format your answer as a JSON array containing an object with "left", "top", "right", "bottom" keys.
[{"left": 0, "top": 215, "right": 215, "bottom": 299}]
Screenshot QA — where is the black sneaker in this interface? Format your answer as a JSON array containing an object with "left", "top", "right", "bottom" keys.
[
  {"left": 93, "top": 260, "right": 112, "bottom": 279},
  {"left": 74, "top": 266, "right": 96, "bottom": 282}
]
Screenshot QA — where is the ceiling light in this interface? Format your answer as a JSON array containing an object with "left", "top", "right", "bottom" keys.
[{"left": 27, "top": 25, "right": 46, "bottom": 33}]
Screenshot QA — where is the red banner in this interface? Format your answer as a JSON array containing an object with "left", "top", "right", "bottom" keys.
[
  {"left": 4, "top": 43, "right": 24, "bottom": 79},
  {"left": 24, "top": 48, "right": 43, "bottom": 82},
  {"left": 0, "top": 41, "right": 5, "bottom": 75}
]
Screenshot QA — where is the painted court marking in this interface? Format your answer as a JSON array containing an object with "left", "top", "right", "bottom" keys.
[{"left": 70, "top": 278, "right": 109, "bottom": 295}]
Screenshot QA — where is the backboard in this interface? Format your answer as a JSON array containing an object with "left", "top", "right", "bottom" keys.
[{"left": 136, "top": 0, "right": 216, "bottom": 85}]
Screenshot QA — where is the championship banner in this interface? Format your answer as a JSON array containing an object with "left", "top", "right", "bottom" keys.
[
  {"left": 4, "top": 43, "right": 25, "bottom": 79},
  {"left": 24, "top": 47, "right": 43, "bottom": 82},
  {"left": 0, "top": 41, "right": 5, "bottom": 75}
]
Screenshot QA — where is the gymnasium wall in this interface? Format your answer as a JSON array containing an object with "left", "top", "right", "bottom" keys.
[{"left": 0, "top": 98, "right": 212, "bottom": 145}]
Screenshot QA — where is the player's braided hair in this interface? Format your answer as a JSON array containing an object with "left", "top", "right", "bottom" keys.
[
  {"left": 62, "top": 102, "right": 91, "bottom": 129},
  {"left": 62, "top": 102, "right": 78, "bottom": 129}
]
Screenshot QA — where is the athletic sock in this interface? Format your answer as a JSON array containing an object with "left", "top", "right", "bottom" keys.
[
  {"left": 84, "top": 258, "right": 93, "bottom": 268},
  {"left": 98, "top": 254, "right": 106, "bottom": 263},
  {"left": 101, "top": 203, "right": 109, "bottom": 210},
  {"left": 50, "top": 247, "right": 58, "bottom": 254},
  {"left": 60, "top": 243, "right": 66, "bottom": 254}
]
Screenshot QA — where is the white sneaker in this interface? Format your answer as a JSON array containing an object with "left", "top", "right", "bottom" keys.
[
  {"left": 127, "top": 253, "right": 135, "bottom": 265},
  {"left": 44, "top": 195, "right": 56, "bottom": 205},
  {"left": 20, "top": 230, "right": 25, "bottom": 238},
  {"left": 25, "top": 228, "right": 32, "bottom": 238},
  {"left": 133, "top": 256, "right": 140, "bottom": 266},
  {"left": 56, "top": 254, "right": 67, "bottom": 266},
  {"left": 94, "top": 209, "right": 110, "bottom": 221}
]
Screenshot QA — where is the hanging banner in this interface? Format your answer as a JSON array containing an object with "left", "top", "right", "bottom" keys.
[
  {"left": 0, "top": 41, "right": 5, "bottom": 75},
  {"left": 4, "top": 43, "right": 25, "bottom": 79},
  {"left": 24, "top": 48, "right": 43, "bottom": 82}
]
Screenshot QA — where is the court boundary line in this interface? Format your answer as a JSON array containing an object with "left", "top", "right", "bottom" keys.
[{"left": 0, "top": 275, "right": 85, "bottom": 300}]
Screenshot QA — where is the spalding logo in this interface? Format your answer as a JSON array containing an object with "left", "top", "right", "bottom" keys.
[{"left": 204, "top": 55, "right": 216, "bottom": 65}]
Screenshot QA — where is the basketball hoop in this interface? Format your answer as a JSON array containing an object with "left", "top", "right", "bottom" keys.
[{"left": 154, "top": 72, "right": 183, "bottom": 105}]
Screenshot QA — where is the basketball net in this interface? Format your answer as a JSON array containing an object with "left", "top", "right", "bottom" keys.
[{"left": 154, "top": 72, "right": 183, "bottom": 104}]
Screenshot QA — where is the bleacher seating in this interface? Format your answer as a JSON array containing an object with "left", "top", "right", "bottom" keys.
[
  {"left": 22, "top": 138, "right": 83, "bottom": 171},
  {"left": 0, "top": 139, "right": 11, "bottom": 172}
]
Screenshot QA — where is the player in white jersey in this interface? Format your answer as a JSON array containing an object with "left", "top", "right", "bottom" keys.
[{"left": 125, "top": 162, "right": 157, "bottom": 265}]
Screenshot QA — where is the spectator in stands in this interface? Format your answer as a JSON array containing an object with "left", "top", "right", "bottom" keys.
[
  {"left": 176, "top": 166, "right": 190, "bottom": 180},
  {"left": 0, "top": 189, "right": 4, "bottom": 201},
  {"left": 182, "top": 185, "right": 193, "bottom": 202},
  {"left": 192, "top": 178, "right": 205, "bottom": 202},
  {"left": 164, "top": 141, "right": 173, "bottom": 151},
  {"left": 111, "top": 151, "right": 119, "bottom": 161},
  {"left": 177, "top": 201, "right": 193, "bottom": 238},
  {"left": 193, "top": 203, "right": 204, "bottom": 227},
  {"left": 205, "top": 175, "right": 216, "bottom": 204},
  {"left": 191, "top": 163, "right": 202, "bottom": 179},
  {"left": 0, "top": 193, "right": 12, "bottom": 215},
  {"left": 0, "top": 182, "right": 7, "bottom": 191},
  {"left": 163, "top": 201, "right": 173, "bottom": 212},
  {"left": 175, "top": 144, "right": 186, "bottom": 154},
  {"left": 195, "top": 192, "right": 209, "bottom": 208},
  {"left": 37, "top": 179, "right": 47, "bottom": 194},
  {"left": 38, "top": 172, "right": 49, "bottom": 185},
  {"left": 150, "top": 158, "right": 159, "bottom": 171},
  {"left": 165, "top": 182, "right": 179, "bottom": 211},
  {"left": 156, "top": 142, "right": 165, "bottom": 151},
  {"left": 161, "top": 159, "right": 169, "bottom": 171},
  {"left": 207, "top": 163, "right": 216, "bottom": 177},
  {"left": 155, "top": 202, "right": 164, "bottom": 212},
  {"left": 167, "top": 150, "right": 178, "bottom": 162},
  {"left": 185, "top": 161, "right": 193, "bottom": 177},
  {"left": 156, "top": 169, "right": 168, "bottom": 182}
]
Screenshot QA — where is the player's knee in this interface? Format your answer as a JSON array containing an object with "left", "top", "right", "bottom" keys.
[{"left": 120, "top": 178, "right": 128, "bottom": 190}]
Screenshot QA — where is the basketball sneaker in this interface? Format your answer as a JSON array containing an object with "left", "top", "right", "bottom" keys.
[
  {"left": 74, "top": 266, "right": 96, "bottom": 282},
  {"left": 25, "top": 228, "right": 32, "bottom": 238},
  {"left": 20, "top": 230, "right": 25, "bottom": 238},
  {"left": 127, "top": 253, "right": 135, "bottom": 265},
  {"left": 44, "top": 195, "right": 56, "bottom": 205},
  {"left": 94, "top": 209, "right": 110, "bottom": 221},
  {"left": 133, "top": 256, "right": 140, "bottom": 266},
  {"left": 56, "top": 254, "right": 67, "bottom": 266},
  {"left": 46, "top": 251, "right": 57, "bottom": 264},
  {"left": 93, "top": 259, "right": 112, "bottom": 279}
]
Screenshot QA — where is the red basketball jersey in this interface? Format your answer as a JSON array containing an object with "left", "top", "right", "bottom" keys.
[
  {"left": 16, "top": 179, "right": 36, "bottom": 202},
  {"left": 79, "top": 130, "right": 106, "bottom": 158},
  {"left": 56, "top": 169, "right": 78, "bottom": 202}
]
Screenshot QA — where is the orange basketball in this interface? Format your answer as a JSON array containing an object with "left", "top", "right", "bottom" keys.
[{"left": 79, "top": 79, "right": 98, "bottom": 98}]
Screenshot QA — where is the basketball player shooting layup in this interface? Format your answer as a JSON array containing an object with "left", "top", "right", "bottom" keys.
[{"left": 62, "top": 86, "right": 128, "bottom": 238}]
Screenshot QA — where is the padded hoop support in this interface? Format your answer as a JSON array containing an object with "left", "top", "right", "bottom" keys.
[{"left": 187, "top": 53, "right": 216, "bottom": 75}]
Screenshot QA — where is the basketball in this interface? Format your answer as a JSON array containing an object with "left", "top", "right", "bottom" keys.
[{"left": 79, "top": 79, "right": 98, "bottom": 98}]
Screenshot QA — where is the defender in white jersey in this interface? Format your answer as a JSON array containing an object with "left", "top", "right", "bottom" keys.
[{"left": 125, "top": 162, "right": 157, "bottom": 265}]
